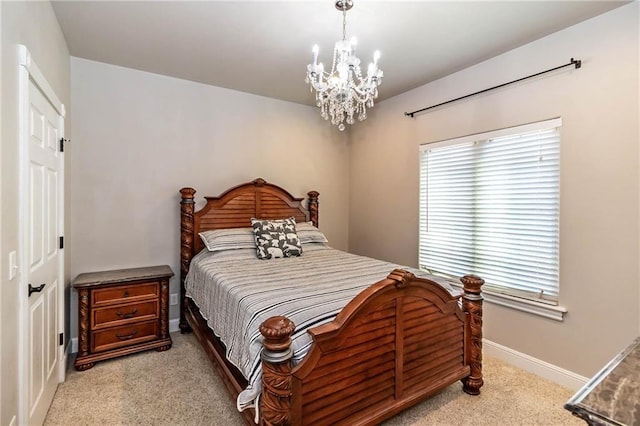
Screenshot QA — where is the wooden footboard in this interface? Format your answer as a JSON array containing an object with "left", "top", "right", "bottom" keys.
[{"left": 260, "top": 270, "right": 484, "bottom": 426}]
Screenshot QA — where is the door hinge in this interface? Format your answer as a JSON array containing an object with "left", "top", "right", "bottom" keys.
[
  {"left": 59, "top": 332, "right": 64, "bottom": 346},
  {"left": 59, "top": 137, "right": 69, "bottom": 152},
  {"left": 59, "top": 236, "right": 64, "bottom": 249}
]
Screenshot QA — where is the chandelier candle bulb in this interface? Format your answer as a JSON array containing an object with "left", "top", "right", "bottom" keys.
[
  {"left": 367, "top": 63, "right": 376, "bottom": 78},
  {"left": 306, "top": 0, "right": 383, "bottom": 131}
]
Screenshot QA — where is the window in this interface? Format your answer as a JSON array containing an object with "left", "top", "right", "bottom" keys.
[{"left": 419, "top": 118, "right": 562, "bottom": 310}]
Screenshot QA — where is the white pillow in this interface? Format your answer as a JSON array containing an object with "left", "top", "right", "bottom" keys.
[
  {"left": 199, "top": 227, "right": 255, "bottom": 252},
  {"left": 296, "top": 222, "right": 329, "bottom": 244}
]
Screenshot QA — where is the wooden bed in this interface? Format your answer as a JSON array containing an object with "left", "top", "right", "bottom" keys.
[{"left": 179, "top": 178, "right": 484, "bottom": 426}]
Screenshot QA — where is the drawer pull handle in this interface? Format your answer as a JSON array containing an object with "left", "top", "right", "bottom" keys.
[
  {"left": 115, "top": 309, "right": 138, "bottom": 319},
  {"left": 123, "top": 291, "right": 130, "bottom": 297},
  {"left": 115, "top": 330, "right": 138, "bottom": 340}
]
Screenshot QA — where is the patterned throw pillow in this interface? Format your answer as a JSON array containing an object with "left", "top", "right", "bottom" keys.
[{"left": 251, "top": 217, "right": 303, "bottom": 260}]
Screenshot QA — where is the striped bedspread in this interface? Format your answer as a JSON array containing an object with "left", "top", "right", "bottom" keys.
[{"left": 184, "top": 243, "right": 455, "bottom": 413}]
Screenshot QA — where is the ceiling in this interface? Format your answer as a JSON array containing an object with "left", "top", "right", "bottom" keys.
[{"left": 52, "top": 1, "right": 628, "bottom": 106}]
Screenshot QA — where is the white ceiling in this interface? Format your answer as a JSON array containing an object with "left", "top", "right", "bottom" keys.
[{"left": 52, "top": 1, "right": 628, "bottom": 106}]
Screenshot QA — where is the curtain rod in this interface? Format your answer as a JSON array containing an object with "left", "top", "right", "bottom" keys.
[{"left": 404, "top": 58, "right": 582, "bottom": 118}]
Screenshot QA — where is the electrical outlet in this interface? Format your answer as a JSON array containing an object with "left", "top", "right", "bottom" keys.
[{"left": 170, "top": 293, "right": 178, "bottom": 306}]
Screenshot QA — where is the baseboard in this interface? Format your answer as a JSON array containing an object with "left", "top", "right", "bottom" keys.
[
  {"left": 484, "top": 338, "right": 588, "bottom": 391},
  {"left": 64, "top": 339, "right": 72, "bottom": 368},
  {"left": 169, "top": 318, "right": 180, "bottom": 333},
  {"left": 60, "top": 351, "right": 68, "bottom": 380}
]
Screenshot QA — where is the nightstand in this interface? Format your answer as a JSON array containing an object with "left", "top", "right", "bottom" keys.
[{"left": 73, "top": 265, "right": 173, "bottom": 370}]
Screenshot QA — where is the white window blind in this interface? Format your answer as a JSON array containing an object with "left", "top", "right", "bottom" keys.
[{"left": 419, "top": 118, "right": 561, "bottom": 303}]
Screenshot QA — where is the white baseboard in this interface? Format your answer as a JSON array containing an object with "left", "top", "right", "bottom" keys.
[
  {"left": 169, "top": 318, "right": 180, "bottom": 333},
  {"left": 484, "top": 338, "right": 588, "bottom": 391},
  {"left": 60, "top": 352, "right": 68, "bottom": 381}
]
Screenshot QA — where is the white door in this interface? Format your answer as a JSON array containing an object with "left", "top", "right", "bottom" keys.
[{"left": 24, "top": 78, "right": 64, "bottom": 425}]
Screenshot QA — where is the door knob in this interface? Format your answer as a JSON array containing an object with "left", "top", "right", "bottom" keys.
[{"left": 28, "top": 283, "right": 46, "bottom": 297}]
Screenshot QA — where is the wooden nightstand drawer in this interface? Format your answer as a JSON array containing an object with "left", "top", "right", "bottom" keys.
[
  {"left": 92, "top": 320, "right": 159, "bottom": 353},
  {"left": 92, "top": 300, "right": 158, "bottom": 329},
  {"left": 92, "top": 281, "right": 158, "bottom": 306}
]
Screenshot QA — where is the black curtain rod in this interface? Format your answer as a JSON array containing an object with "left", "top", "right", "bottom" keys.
[{"left": 404, "top": 58, "right": 582, "bottom": 118}]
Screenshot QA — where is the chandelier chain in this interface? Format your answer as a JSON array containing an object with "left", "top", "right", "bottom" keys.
[{"left": 342, "top": 5, "right": 347, "bottom": 41}]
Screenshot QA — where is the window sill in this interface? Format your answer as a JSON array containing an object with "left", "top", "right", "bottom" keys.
[{"left": 448, "top": 281, "right": 568, "bottom": 322}]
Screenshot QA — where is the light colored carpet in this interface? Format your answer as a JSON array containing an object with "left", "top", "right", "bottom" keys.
[{"left": 45, "top": 332, "right": 582, "bottom": 425}]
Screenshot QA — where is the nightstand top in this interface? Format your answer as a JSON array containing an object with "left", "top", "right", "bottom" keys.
[{"left": 73, "top": 265, "right": 174, "bottom": 288}]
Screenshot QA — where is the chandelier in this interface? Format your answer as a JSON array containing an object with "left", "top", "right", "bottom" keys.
[{"left": 305, "top": 0, "right": 383, "bottom": 131}]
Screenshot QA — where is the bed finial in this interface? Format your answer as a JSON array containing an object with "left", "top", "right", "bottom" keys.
[
  {"left": 308, "top": 190, "right": 319, "bottom": 228},
  {"left": 387, "top": 269, "right": 416, "bottom": 288},
  {"left": 179, "top": 187, "right": 196, "bottom": 334},
  {"left": 253, "top": 177, "right": 267, "bottom": 187},
  {"left": 260, "top": 316, "right": 295, "bottom": 426},
  {"left": 461, "top": 274, "right": 484, "bottom": 395}
]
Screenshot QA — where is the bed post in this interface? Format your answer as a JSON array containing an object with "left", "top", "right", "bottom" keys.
[
  {"left": 308, "top": 191, "right": 319, "bottom": 228},
  {"left": 179, "top": 187, "right": 196, "bottom": 334},
  {"left": 461, "top": 274, "right": 484, "bottom": 395},
  {"left": 260, "top": 316, "right": 295, "bottom": 426}
]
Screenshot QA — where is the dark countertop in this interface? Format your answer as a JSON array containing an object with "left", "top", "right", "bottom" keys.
[
  {"left": 565, "top": 336, "right": 640, "bottom": 426},
  {"left": 73, "top": 265, "right": 174, "bottom": 288}
]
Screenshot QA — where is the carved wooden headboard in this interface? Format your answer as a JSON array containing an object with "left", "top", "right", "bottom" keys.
[{"left": 178, "top": 178, "right": 319, "bottom": 327}]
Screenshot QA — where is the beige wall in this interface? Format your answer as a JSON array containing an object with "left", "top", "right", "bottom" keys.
[
  {"left": 69, "top": 58, "right": 350, "bottom": 338},
  {"left": 349, "top": 3, "right": 639, "bottom": 377},
  {"left": 0, "top": 0, "right": 70, "bottom": 423}
]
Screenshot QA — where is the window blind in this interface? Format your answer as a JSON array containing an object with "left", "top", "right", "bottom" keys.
[{"left": 419, "top": 118, "right": 560, "bottom": 302}]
